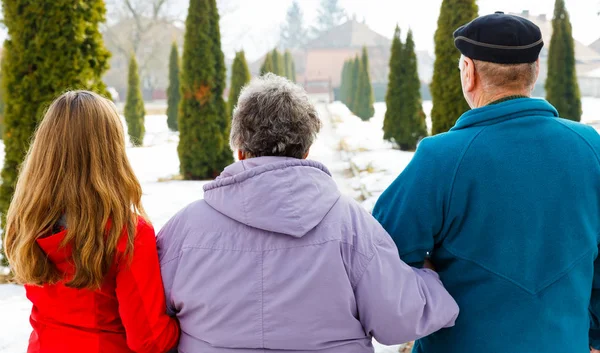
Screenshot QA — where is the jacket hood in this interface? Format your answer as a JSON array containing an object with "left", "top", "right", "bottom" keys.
[
  {"left": 36, "top": 230, "right": 72, "bottom": 264},
  {"left": 203, "top": 157, "right": 341, "bottom": 238}
]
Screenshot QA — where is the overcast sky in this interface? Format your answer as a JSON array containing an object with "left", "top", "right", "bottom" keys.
[
  {"left": 1, "top": 0, "right": 598, "bottom": 62},
  {"left": 219, "top": 0, "right": 600, "bottom": 61}
]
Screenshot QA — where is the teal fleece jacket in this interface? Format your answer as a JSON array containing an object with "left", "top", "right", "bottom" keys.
[{"left": 373, "top": 98, "right": 600, "bottom": 353}]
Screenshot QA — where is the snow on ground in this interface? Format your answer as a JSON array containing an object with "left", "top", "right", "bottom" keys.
[
  {"left": 582, "top": 97, "right": 600, "bottom": 124},
  {"left": 329, "top": 101, "right": 417, "bottom": 212},
  {"left": 0, "top": 285, "right": 30, "bottom": 353}
]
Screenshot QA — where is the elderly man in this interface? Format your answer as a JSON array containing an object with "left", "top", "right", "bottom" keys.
[{"left": 374, "top": 12, "right": 600, "bottom": 353}]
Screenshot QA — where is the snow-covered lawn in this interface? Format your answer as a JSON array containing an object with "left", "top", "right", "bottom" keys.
[{"left": 329, "top": 102, "right": 418, "bottom": 212}]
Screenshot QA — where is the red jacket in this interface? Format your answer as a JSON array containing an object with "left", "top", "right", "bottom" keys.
[{"left": 25, "top": 218, "right": 180, "bottom": 353}]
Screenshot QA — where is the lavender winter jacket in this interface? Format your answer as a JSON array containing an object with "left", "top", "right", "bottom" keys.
[{"left": 157, "top": 157, "right": 459, "bottom": 353}]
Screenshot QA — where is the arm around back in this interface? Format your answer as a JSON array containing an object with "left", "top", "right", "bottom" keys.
[
  {"left": 354, "top": 225, "right": 459, "bottom": 346},
  {"left": 116, "top": 219, "right": 180, "bottom": 353}
]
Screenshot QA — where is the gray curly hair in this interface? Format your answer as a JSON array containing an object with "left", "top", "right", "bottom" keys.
[{"left": 230, "top": 74, "right": 322, "bottom": 159}]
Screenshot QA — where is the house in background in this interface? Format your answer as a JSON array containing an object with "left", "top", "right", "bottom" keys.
[
  {"left": 300, "top": 19, "right": 390, "bottom": 102},
  {"left": 514, "top": 11, "right": 600, "bottom": 97},
  {"left": 250, "top": 18, "right": 434, "bottom": 103},
  {"left": 250, "top": 10, "right": 600, "bottom": 102},
  {"left": 102, "top": 20, "right": 184, "bottom": 101},
  {"left": 582, "top": 37, "right": 600, "bottom": 97}
]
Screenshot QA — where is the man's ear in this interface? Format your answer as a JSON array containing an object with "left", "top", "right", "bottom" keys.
[
  {"left": 237, "top": 150, "right": 246, "bottom": 161},
  {"left": 463, "top": 56, "right": 477, "bottom": 93}
]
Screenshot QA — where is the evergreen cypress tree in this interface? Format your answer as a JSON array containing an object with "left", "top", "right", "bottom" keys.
[
  {"left": 348, "top": 56, "right": 361, "bottom": 113},
  {"left": 339, "top": 60, "right": 349, "bottom": 104},
  {"left": 430, "top": 0, "right": 478, "bottom": 134},
  {"left": 383, "top": 26, "right": 403, "bottom": 143},
  {"left": 343, "top": 59, "right": 354, "bottom": 106},
  {"left": 0, "top": 63, "right": 5, "bottom": 139},
  {"left": 354, "top": 47, "right": 375, "bottom": 120},
  {"left": 271, "top": 49, "right": 280, "bottom": 76},
  {"left": 178, "top": 0, "right": 230, "bottom": 179},
  {"left": 124, "top": 55, "right": 145, "bottom": 147},
  {"left": 290, "top": 57, "right": 297, "bottom": 83},
  {"left": 208, "top": 0, "right": 233, "bottom": 168},
  {"left": 260, "top": 52, "right": 275, "bottom": 75},
  {"left": 0, "top": 0, "right": 110, "bottom": 265},
  {"left": 284, "top": 50, "right": 296, "bottom": 82},
  {"left": 228, "top": 51, "right": 251, "bottom": 118},
  {"left": 546, "top": 0, "right": 582, "bottom": 121},
  {"left": 272, "top": 49, "right": 285, "bottom": 76},
  {"left": 399, "top": 30, "right": 427, "bottom": 150},
  {"left": 167, "top": 41, "right": 181, "bottom": 131}
]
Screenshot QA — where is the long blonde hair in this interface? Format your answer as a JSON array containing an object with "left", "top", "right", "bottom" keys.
[{"left": 4, "top": 90, "right": 146, "bottom": 289}]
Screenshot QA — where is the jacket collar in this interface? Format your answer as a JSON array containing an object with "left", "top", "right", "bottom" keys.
[
  {"left": 205, "top": 156, "right": 332, "bottom": 190},
  {"left": 451, "top": 98, "right": 559, "bottom": 131}
]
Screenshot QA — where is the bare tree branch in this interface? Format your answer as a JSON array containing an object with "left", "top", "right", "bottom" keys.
[
  {"left": 152, "top": 0, "right": 169, "bottom": 19},
  {"left": 103, "top": 0, "right": 187, "bottom": 98}
]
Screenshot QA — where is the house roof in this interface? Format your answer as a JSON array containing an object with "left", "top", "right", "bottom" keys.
[
  {"left": 590, "top": 37, "right": 600, "bottom": 54},
  {"left": 305, "top": 19, "right": 391, "bottom": 49},
  {"left": 303, "top": 47, "right": 389, "bottom": 86},
  {"left": 512, "top": 11, "right": 600, "bottom": 63},
  {"left": 248, "top": 49, "right": 307, "bottom": 77}
]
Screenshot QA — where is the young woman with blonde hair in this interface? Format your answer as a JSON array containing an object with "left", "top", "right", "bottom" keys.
[{"left": 4, "top": 90, "right": 179, "bottom": 353}]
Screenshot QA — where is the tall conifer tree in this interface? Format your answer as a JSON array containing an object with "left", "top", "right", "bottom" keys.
[
  {"left": 208, "top": 0, "right": 233, "bottom": 168},
  {"left": 178, "top": 0, "right": 230, "bottom": 179},
  {"left": 430, "top": 0, "right": 478, "bottom": 134},
  {"left": 124, "top": 55, "right": 146, "bottom": 146},
  {"left": 260, "top": 52, "right": 275, "bottom": 76},
  {"left": 342, "top": 59, "right": 354, "bottom": 106},
  {"left": 354, "top": 47, "right": 375, "bottom": 120},
  {"left": 167, "top": 42, "right": 181, "bottom": 131},
  {"left": 383, "top": 26, "right": 403, "bottom": 143},
  {"left": 228, "top": 51, "right": 251, "bottom": 118},
  {"left": 348, "top": 56, "right": 360, "bottom": 113},
  {"left": 271, "top": 49, "right": 284, "bottom": 76},
  {"left": 398, "top": 30, "right": 427, "bottom": 150},
  {"left": 290, "top": 59, "right": 297, "bottom": 83},
  {"left": 0, "top": 0, "right": 111, "bottom": 265},
  {"left": 284, "top": 50, "right": 296, "bottom": 82},
  {"left": 546, "top": 0, "right": 582, "bottom": 121},
  {"left": 339, "top": 60, "right": 350, "bottom": 104}
]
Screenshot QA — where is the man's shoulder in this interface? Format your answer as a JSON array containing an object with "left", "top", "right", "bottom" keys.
[
  {"left": 553, "top": 117, "right": 600, "bottom": 140},
  {"left": 552, "top": 118, "right": 600, "bottom": 159},
  {"left": 413, "top": 128, "right": 482, "bottom": 170}
]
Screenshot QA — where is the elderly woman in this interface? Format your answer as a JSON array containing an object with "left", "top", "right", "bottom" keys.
[{"left": 157, "top": 74, "right": 458, "bottom": 353}]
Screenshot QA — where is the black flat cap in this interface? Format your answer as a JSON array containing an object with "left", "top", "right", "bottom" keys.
[{"left": 453, "top": 11, "right": 543, "bottom": 64}]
